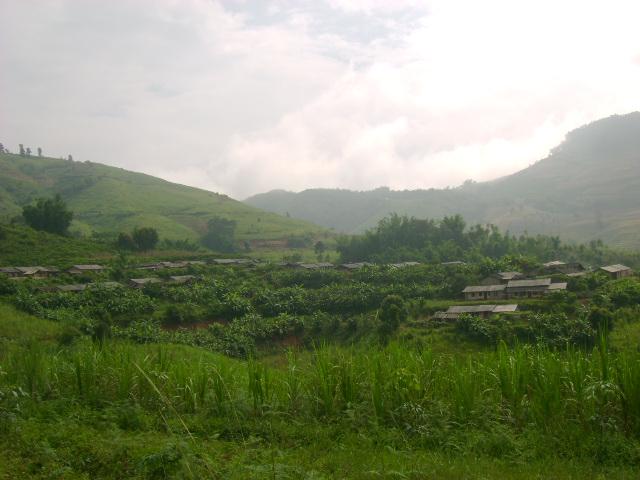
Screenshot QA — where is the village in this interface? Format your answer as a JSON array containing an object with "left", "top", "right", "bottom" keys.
[{"left": 1, "top": 258, "right": 633, "bottom": 323}]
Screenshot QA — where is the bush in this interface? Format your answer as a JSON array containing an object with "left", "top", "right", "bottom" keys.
[
  {"left": 132, "top": 227, "right": 159, "bottom": 251},
  {"left": 116, "top": 232, "right": 136, "bottom": 250},
  {"left": 378, "top": 295, "right": 407, "bottom": 341},
  {"left": 22, "top": 194, "right": 73, "bottom": 235},
  {"left": 163, "top": 304, "right": 198, "bottom": 326},
  {"left": 0, "top": 277, "right": 17, "bottom": 295}
]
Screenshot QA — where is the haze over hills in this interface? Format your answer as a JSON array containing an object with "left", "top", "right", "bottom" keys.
[
  {"left": 245, "top": 112, "right": 640, "bottom": 248},
  {"left": 0, "top": 153, "right": 322, "bottom": 243}
]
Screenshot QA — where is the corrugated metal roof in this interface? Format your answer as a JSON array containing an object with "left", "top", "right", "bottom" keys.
[
  {"left": 442, "top": 304, "right": 519, "bottom": 315},
  {"left": 57, "top": 284, "right": 88, "bottom": 292},
  {"left": 340, "top": 262, "right": 374, "bottom": 269},
  {"left": 0, "top": 267, "right": 20, "bottom": 273},
  {"left": 507, "top": 278, "right": 551, "bottom": 288},
  {"left": 493, "top": 304, "right": 519, "bottom": 312},
  {"left": 129, "top": 278, "right": 163, "bottom": 285},
  {"left": 15, "top": 266, "right": 46, "bottom": 275},
  {"left": 448, "top": 305, "right": 496, "bottom": 313},
  {"left": 463, "top": 284, "right": 506, "bottom": 293},
  {"left": 169, "top": 275, "right": 197, "bottom": 284},
  {"left": 543, "top": 260, "right": 566, "bottom": 268},
  {"left": 600, "top": 264, "right": 631, "bottom": 273},
  {"left": 390, "top": 262, "right": 421, "bottom": 268}
]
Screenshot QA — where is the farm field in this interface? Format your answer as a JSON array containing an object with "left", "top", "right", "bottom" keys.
[{"left": 2, "top": 250, "right": 640, "bottom": 478}]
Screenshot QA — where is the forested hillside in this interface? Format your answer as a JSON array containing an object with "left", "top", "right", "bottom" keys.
[
  {"left": 246, "top": 112, "right": 640, "bottom": 248},
  {"left": 0, "top": 153, "right": 322, "bottom": 242}
]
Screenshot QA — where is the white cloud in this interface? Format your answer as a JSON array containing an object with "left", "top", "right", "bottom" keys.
[{"left": 1, "top": 0, "right": 639, "bottom": 199}]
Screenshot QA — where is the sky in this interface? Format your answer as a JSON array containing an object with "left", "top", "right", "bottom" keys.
[{"left": 1, "top": 0, "right": 640, "bottom": 199}]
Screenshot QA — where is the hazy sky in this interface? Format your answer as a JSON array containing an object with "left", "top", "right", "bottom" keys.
[{"left": 2, "top": 0, "right": 640, "bottom": 199}]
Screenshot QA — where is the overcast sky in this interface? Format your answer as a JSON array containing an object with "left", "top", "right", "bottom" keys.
[{"left": 2, "top": 0, "right": 640, "bottom": 199}]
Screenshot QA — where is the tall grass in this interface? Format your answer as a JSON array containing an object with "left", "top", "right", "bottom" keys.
[{"left": 2, "top": 338, "right": 640, "bottom": 456}]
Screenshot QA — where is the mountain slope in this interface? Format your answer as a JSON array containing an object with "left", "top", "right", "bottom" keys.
[
  {"left": 245, "top": 112, "right": 640, "bottom": 248},
  {"left": 0, "top": 153, "right": 322, "bottom": 241}
]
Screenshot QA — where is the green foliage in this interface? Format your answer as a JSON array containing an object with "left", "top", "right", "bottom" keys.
[
  {"left": 314, "top": 240, "right": 326, "bottom": 256},
  {"left": 163, "top": 304, "right": 198, "bottom": 326},
  {"left": 201, "top": 216, "right": 236, "bottom": 252},
  {"left": 22, "top": 194, "right": 73, "bottom": 235},
  {"left": 596, "top": 278, "right": 640, "bottom": 309},
  {"left": 0, "top": 224, "right": 115, "bottom": 265},
  {"left": 3, "top": 336, "right": 640, "bottom": 477},
  {"left": 132, "top": 227, "right": 159, "bottom": 251},
  {"left": 160, "top": 238, "right": 200, "bottom": 252},
  {"left": 116, "top": 232, "right": 136, "bottom": 250},
  {"left": 377, "top": 295, "right": 406, "bottom": 341},
  {"left": 0, "top": 276, "right": 17, "bottom": 295},
  {"left": 588, "top": 307, "right": 614, "bottom": 333},
  {"left": 287, "top": 234, "right": 312, "bottom": 248},
  {"left": 337, "top": 214, "right": 640, "bottom": 268}
]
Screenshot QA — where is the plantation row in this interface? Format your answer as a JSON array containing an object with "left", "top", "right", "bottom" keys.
[{"left": 3, "top": 259, "right": 640, "bottom": 357}]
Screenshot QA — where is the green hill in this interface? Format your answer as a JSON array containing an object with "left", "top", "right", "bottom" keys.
[
  {"left": 246, "top": 112, "right": 640, "bottom": 248},
  {"left": 0, "top": 153, "right": 322, "bottom": 242},
  {"left": 0, "top": 224, "right": 115, "bottom": 265}
]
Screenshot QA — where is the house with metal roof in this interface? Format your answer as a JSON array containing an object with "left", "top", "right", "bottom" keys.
[
  {"left": 211, "top": 258, "right": 255, "bottom": 266},
  {"left": 15, "top": 266, "right": 59, "bottom": 278},
  {"left": 546, "top": 282, "right": 568, "bottom": 293},
  {"left": 339, "top": 262, "right": 375, "bottom": 270},
  {"left": 294, "top": 262, "right": 335, "bottom": 270},
  {"left": 463, "top": 278, "right": 567, "bottom": 300},
  {"left": 600, "top": 264, "right": 633, "bottom": 279},
  {"left": 462, "top": 284, "right": 506, "bottom": 301},
  {"left": 68, "top": 264, "right": 106, "bottom": 275},
  {"left": 57, "top": 283, "right": 88, "bottom": 292},
  {"left": 542, "top": 261, "right": 585, "bottom": 275},
  {"left": 505, "top": 278, "right": 552, "bottom": 298},
  {"left": 390, "top": 261, "right": 421, "bottom": 268},
  {"left": 129, "top": 278, "right": 163, "bottom": 289},
  {"left": 0, "top": 267, "right": 22, "bottom": 278},
  {"left": 168, "top": 275, "right": 197, "bottom": 285},
  {"left": 433, "top": 304, "right": 518, "bottom": 320}
]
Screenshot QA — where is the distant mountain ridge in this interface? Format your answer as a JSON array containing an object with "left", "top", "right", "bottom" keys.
[
  {"left": 0, "top": 153, "right": 322, "bottom": 242},
  {"left": 245, "top": 112, "right": 640, "bottom": 248}
]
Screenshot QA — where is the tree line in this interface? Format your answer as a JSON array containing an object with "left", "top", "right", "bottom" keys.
[{"left": 337, "top": 213, "right": 640, "bottom": 267}]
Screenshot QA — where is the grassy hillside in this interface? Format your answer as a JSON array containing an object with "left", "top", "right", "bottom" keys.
[
  {"left": 0, "top": 224, "right": 116, "bottom": 265},
  {"left": 0, "top": 153, "right": 322, "bottom": 242},
  {"left": 246, "top": 112, "right": 640, "bottom": 248}
]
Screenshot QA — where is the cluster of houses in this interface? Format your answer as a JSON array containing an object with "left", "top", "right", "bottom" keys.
[
  {"left": 42, "top": 276, "right": 199, "bottom": 293},
  {"left": 0, "top": 264, "right": 107, "bottom": 279},
  {"left": 288, "top": 261, "right": 422, "bottom": 270},
  {"left": 135, "top": 260, "right": 206, "bottom": 271},
  {"left": 463, "top": 278, "right": 567, "bottom": 301},
  {"left": 434, "top": 261, "right": 635, "bottom": 322}
]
